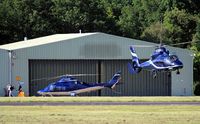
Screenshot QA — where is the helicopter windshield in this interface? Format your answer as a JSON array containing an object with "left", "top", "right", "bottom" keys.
[
  {"left": 58, "top": 76, "right": 75, "bottom": 82},
  {"left": 169, "top": 55, "right": 178, "bottom": 62},
  {"left": 155, "top": 48, "right": 162, "bottom": 53},
  {"left": 155, "top": 47, "right": 169, "bottom": 54}
]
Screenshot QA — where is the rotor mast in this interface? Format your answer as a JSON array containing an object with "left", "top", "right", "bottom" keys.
[{"left": 160, "top": 16, "right": 163, "bottom": 46}]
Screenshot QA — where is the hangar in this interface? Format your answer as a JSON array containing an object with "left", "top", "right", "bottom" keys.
[{"left": 0, "top": 32, "right": 193, "bottom": 96}]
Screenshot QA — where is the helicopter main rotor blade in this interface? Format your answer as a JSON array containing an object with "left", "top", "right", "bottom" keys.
[
  {"left": 65, "top": 74, "right": 101, "bottom": 77},
  {"left": 31, "top": 74, "right": 101, "bottom": 82},
  {"left": 130, "top": 45, "right": 154, "bottom": 47},
  {"left": 170, "top": 41, "right": 200, "bottom": 46},
  {"left": 31, "top": 75, "right": 64, "bottom": 82},
  {"left": 130, "top": 44, "right": 167, "bottom": 48}
]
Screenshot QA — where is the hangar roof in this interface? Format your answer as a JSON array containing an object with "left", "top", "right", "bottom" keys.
[
  {"left": 0, "top": 33, "right": 96, "bottom": 50},
  {"left": 0, "top": 32, "right": 192, "bottom": 56}
]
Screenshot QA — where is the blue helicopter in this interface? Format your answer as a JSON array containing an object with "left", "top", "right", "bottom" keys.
[
  {"left": 37, "top": 71, "right": 121, "bottom": 96},
  {"left": 128, "top": 45, "right": 183, "bottom": 78}
]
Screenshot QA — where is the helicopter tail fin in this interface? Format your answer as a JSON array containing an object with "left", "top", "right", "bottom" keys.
[
  {"left": 106, "top": 71, "right": 121, "bottom": 89},
  {"left": 128, "top": 46, "right": 141, "bottom": 74},
  {"left": 127, "top": 63, "right": 138, "bottom": 74}
]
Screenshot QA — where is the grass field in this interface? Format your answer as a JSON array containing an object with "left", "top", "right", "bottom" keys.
[
  {"left": 0, "top": 105, "right": 200, "bottom": 124},
  {"left": 0, "top": 97, "right": 200, "bottom": 124}
]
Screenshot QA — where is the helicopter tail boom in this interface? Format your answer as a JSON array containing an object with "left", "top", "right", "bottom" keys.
[
  {"left": 128, "top": 46, "right": 142, "bottom": 74},
  {"left": 127, "top": 63, "right": 140, "bottom": 74}
]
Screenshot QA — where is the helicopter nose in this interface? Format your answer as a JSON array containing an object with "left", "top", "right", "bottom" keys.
[
  {"left": 176, "top": 60, "right": 183, "bottom": 68},
  {"left": 37, "top": 91, "right": 41, "bottom": 94},
  {"left": 179, "top": 64, "right": 183, "bottom": 69},
  {"left": 37, "top": 90, "right": 43, "bottom": 95}
]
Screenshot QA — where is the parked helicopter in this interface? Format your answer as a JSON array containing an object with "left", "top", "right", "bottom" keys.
[
  {"left": 37, "top": 71, "right": 121, "bottom": 96},
  {"left": 128, "top": 45, "right": 183, "bottom": 78}
]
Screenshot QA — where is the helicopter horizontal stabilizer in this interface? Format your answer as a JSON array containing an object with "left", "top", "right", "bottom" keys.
[{"left": 127, "top": 63, "right": 139, "bottom": 74}]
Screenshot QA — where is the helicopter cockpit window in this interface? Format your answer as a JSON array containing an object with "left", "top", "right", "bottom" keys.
[
  {"left": 49, "top": 84, "right": 55, "bottom": 91},
  {"left": 81, "top": 82, "right": 90, "bottom": 86},
  {"left": 155, "top": 48, "right": 162, "bottom": 53},
  {"left": 169, "top": 55, "right": 178, "bottom": 62},
  {"left": 166, "top": 50, "right": 169, "bottom": 54}
]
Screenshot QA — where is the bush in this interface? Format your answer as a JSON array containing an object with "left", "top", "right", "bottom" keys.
[{"left": 194, "top": 83, "right": 200, "bottom": 96}]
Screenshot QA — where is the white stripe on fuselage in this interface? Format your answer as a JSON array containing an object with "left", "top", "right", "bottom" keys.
[
  {"left": 131, "top": 52, "right": 138, "bottom": 57},
  {"left": 38, "top": 86, "right": 104, "bottom": 96},
  {"left": 148, "top": 60, "right": 180, "bottom": 70}
]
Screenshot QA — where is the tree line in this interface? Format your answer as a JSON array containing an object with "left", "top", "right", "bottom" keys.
[{"left": 0, "top": 0, "right": 200, "bottom": 95}]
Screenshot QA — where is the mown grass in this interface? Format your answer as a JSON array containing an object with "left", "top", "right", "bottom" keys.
[
  {"left": 0, "top": 105, "right": 200, "bottom": 124},
  {"left": 0, "top": 96, "right": 200, "bottom": 103}
]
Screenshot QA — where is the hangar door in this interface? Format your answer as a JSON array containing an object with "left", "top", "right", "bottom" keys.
[
  {"left": 100, "top": 60, "right": 171, "bottom": 96},
  {"left": 29, "top": 60, "right": 99, "bottom": 96},
  {"left": 29, "top": 60, "right": 171, "bottom": 96}
]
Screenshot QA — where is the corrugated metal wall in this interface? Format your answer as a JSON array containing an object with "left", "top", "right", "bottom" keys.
[
  {"left": 0, "top": 49, "right": 9, "bottom": 96},
  {"left": 29, "top": 59, "right": 171, "bottom": 96},
  {"left": 101, "top": 60, "right": 171, "bottom": 96},
  {"left": 29, "top": 60, "right": 99, "bottom": 96}
]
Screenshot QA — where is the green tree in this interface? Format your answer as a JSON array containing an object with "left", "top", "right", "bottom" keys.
[
  {"left": 23, "top": 0, "right": 55, "bottom": 38},
  {"left": 141, "top": 22, "right": 169, "bottom": 44},
  {"left": 51, "top": 0, "right": 86, "bottom": 33},
  {"left": 0, "top": 0, "right": 199, "bottom": 48},
  {"left": 172, "top": 0, "right": 200, "bottom": 14},
  {"left": 117, "top": 5, "right": 141, "bottom": 38},
  {"left": 163, "top": 7, "right": 196, "bottom": 46},
  {"left": 190, "top": 19, "right": 200, "bottom": 95},
  {"left": 0, "top": 0, "right": 55, "bottom": 44},
  {"left": 0, "top": 0, "right": 25, "bottom": 44}
]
